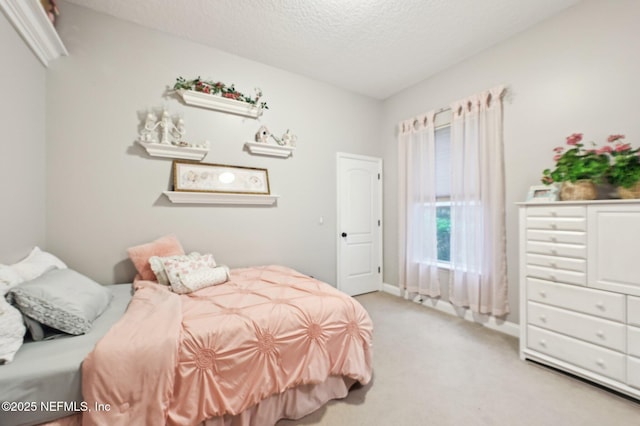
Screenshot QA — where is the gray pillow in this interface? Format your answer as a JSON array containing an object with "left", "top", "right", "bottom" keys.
[{"left": 7, "top": 269, "right": 113, "bottom": 335}]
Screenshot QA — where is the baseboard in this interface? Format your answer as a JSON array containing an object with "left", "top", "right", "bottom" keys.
[
  {"left": 381, "top": 283, "right": 519, "bottom": 338},
  {"left": 382, "top": 282, "right": 402, "bottom": 297}
]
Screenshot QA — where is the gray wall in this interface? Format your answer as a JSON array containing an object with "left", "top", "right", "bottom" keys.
[
  {"left": 381, "top": 0, "right": 640, "bottom": 323},
  {"left": 0, "top": 11, "right": 47, "bottom": 263},
  {"left": 46, "top": 3, "right": 383, "bottom": 285}
]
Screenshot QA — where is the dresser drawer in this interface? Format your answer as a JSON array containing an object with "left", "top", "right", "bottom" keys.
[
  {"left": 526, "top": 240, "right": 586, "bottom": 259},
  {"left": 526, "top": 230, "right": 586, "bottom": 245},
  {"left": 628, "top": 326, "right": 640, "bottom": 357},
  {"left": 527, "top": 265, "right": 586, "bottom": 286},
  {"left": 629, "top": 296, "right": 640, "bottom": 327},
  {"left": 527, "top": 217, "right": 586, "bottom": 232},
  {"left": 527, "top": 253, "right": 586, "bottom": 273},
  {"left": 527, "top": 278, "right": 626, "bottom": 322},
  {"left": 527, "top": 326, "right": 625, "bottom": 382},
  {"left": 526, "top": 206, "right": 586, "bottom": 218},
  {"left": 528, "top": 302, "right": 625, "bottom": 351},
  {"left": 628, "top": 356, "right": 640, "bottom": 389}
]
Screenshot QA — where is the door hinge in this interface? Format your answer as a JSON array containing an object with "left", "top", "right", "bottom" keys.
[
  {"left": 378, "top": 266, "right": 381, "bottom": 273},
  {"left": 378, "top": 219, "right": 381, "bottom": 226},
  {"left": 378, "top": 173, "right": 381, "bottom": 180}
]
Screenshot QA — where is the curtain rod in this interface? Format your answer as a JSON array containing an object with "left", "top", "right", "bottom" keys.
[
  {"left": 401, "top": 85, "right": 509, "bottom": 126},
  {"left": 434, "top": 107, "right": 451, "bottom": 115}
]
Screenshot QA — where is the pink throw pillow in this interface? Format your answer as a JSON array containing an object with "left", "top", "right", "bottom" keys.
[{"left": 127, "top": 235, "right": 185, "bottom": 281}]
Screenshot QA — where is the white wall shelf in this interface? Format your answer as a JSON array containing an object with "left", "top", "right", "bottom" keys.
[
  {"left": 136, "top": 140, "right": 208, "bottom": 161},
  {"left": 176, "top": 89, "right": 264, "bottom": 118},
  {"left": 244, "top": 141, "right": 295, "bottom": 158},
  {"left": 0, "top": 0, "right": 68, "bottom": 67},
  {"left": 163, "top": 191, "right": 279, "bottom": 205}
]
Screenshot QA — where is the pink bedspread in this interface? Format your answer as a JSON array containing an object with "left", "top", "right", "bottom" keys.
[{"left": 82, "top": 265, "right": 373, "bottom": 426}]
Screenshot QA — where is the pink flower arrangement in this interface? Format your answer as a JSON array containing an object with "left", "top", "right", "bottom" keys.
[
  {"left": 543, "top": 133, "right": 640, "bottom": 190},
  {"left": 542, "top": 133, "right": 610, "bottom": 184}
]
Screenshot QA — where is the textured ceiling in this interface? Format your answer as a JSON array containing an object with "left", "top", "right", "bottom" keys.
[{"left": 64, "top": 0, "right": 581, "bottom": 99}]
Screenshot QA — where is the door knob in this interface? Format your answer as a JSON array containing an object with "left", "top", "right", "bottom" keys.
[{"left": 341, "top": 232, "right": 347, "bottom": 238}]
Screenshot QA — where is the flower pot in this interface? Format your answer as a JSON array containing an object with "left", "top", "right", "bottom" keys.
[
  {"left": 559, "top": 180, "right": 597, "bottom": 201},
  {"left": 617, "top": 182, "right": 640, "bottom": 199}
]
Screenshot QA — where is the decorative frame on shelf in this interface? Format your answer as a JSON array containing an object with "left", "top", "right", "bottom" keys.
[
  {"left": 176, "top": 89, "right": 264, "bottom": 118},
  {"left": 173, "top": 161, "right": 270, "bottom": 195},
  {"left": 526, "top": 184, "right": 559, "bottom": 202}
]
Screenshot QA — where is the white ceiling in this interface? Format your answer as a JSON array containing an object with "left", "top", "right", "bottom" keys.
[{"left": 64, "top": 0, "right": 581, "bottom": 99}]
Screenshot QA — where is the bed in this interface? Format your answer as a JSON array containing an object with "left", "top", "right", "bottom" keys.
[{"left": 2, "top": 265, "right": 373, "bottom": 426}]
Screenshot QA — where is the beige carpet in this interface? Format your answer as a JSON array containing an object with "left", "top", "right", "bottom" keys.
[{"left": 278, "top": 291, "right": 639, "bottom": 426}]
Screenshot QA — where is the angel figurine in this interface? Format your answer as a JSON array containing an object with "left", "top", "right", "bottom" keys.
[
  {"left": 157, "top": 109, "right": 177, "bottom": 145},
  {"left": 138, "top": 111, "right": 158, "bottom": 143},
  {"left": 171, "top": 117, "right": 186, "bottom": 144},
  {"left": 281, "top": 129, "right": 297, "bottom": 147}
]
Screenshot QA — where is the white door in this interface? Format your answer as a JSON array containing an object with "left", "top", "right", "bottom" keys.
[{"left": 337, "top": 153, "right": 382, "bottom": 296}]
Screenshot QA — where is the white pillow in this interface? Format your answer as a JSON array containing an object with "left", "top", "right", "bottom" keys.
[
  {"left": 0, "top": 247, "right": 67, "bottom": 289},
  {"left": 11, "top": 247, "right": 67, "bottom": 282},
  {"left": 149, "top": 252, "right": 202, "bottom": 286},
  {"left": 0, "top": 296, "right": 26, "bottom": 364}
]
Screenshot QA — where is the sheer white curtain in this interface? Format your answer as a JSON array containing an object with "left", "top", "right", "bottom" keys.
[
  {"left": 398, "top": 111, "right": 440, "bottom": 297},
  {"left": 449, "top": 86, "right": 509, "bottom": 316}
]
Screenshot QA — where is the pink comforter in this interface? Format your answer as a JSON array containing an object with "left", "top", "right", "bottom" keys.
[{"left": 82, "top": 265, "right": 373, "bottom": 426}]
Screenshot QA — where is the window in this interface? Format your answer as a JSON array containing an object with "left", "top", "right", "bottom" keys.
[{"left": 434, "top": 125, "right": 451, "bottom": 264}]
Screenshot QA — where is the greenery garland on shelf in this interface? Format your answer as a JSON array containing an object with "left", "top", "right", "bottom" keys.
[{"left": 173, "top": 77, "right": 268, "bottom": 110}]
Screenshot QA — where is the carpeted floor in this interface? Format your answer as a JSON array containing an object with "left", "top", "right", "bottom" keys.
[{"left": 278, "top": 291, "right": 640, "bottom": 426}]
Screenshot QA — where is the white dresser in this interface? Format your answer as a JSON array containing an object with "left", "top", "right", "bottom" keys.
[{"left": 519, "top": 200, "right": 640, "bottom": 399}]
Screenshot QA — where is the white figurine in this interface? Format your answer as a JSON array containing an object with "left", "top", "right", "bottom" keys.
[
  {"left": 139, "top": 111, "right": 158, "bottom": 143},
  {"left": 158, "top": 109, "right": 177, "bottom": 145},
  {"left": 281, "top": 129, "right": 297, "bottom": 146},
  {"left": 172, "top": 117, "right": 186, "bottom": 144}
]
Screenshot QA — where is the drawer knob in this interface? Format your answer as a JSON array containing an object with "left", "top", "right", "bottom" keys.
[
  {"left": 539, "top": 290, "right": 547, "bottom": 298},
  {"left": 539, "top": 339, "right": 547, "bottom": 347},
  {"left": 596, "top": 302, "right": 605, "bottom": 310},
  {"left": 551, "top": 237, "right": 557, "bottom": 242},
  {"left": 551, "top": 249, "right": 557, "bottom": 255},
  {"left": 551, "top": 224, "right": 558, "bottom": 229},
  {"left": 596, "top": 330, "right": 605, "bottom": 338},
  {"left": 549, "top": 275, "right": 557, "bottom": 281},
  {"left": 539, "top": 315, "right": 547, "bottom": 322},
  {"left": 596, "top": 359, "right": 605, "bottom": 367},
  {"left": 550, "top": 211, "right": 557, "bottom": 217},
  {"left": 551, "top": 262, "right": 557, "bottom": 268}
]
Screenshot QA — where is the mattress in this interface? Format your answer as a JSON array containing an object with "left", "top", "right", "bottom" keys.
[{"left": 0, "top": 284, "right": 133, "bottom": 426}]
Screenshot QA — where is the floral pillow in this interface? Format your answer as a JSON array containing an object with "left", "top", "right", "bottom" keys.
[
  {"left": 148, "top": 252, "right": 201, "bottom": 286},
  {"left": 160, "top": 254, "right": 224, "bottom": 294}
]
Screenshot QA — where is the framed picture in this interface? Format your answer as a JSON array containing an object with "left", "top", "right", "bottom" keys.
[
  {"left": 526, "top": 184, "right": 559, "bottom": 202},
  {"left": 172, "top": 161, "right": 270, "bottom": 195}
]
